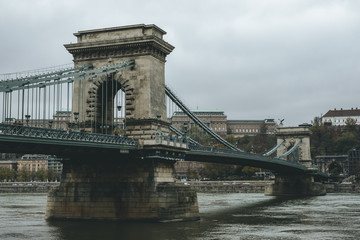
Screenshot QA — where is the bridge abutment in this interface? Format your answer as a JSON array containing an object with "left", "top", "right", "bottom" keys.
[
  {"left": 265, "top": 125, "right": 326, "bottom": 196},
  {"left": 265, "top": 175, "right": 326, "bottom": 196},
  {"left": 45, "top": 24, "right": 200, "bottom": 221},
  {"left": 46, "top": 155, "right": 199, "bottom": 221}
]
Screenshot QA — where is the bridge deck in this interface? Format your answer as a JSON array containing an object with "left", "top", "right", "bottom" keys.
[
  {"left": 0, "top": 124, "right": 137, "bottom": 156},
  {"left": 186, "top": 149, "right": 309, "bottom": 174}
]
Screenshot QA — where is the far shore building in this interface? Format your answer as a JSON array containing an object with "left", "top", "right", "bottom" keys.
[
  {"left": 4, "top": 110, "right": 71, "bottom": 130},
  {"left": 348, "top": 147, "right": 360, "bottom": 176},
  {"left": 227, "top": 119, "right": 276, "bottom": 136},
  {"left": 174, "top": 161, "right": 205, "bottom": 180},
  {"left": 0, "top": 154, "right": 63, "bottom": 174},
  {"left": 170, "top": 110, "right": 277, "bottom": 137},
  {"left": 170, "top": 110, "right": 228, "bottom": 136},
  {"left": 315, "top": 147, "right": 360, "bottom": 177},
  {"left": 315, "top": 155, "right": 348, "bottom": 176},
  {"left": 170, "top": 110, "right": 277, "bottom": 178},
  {"left": 0, "top": 161, "right": 17, "bottom": 170},
  {"left": 17, "top": 154, "right": 49, "bottom": 172},
  {"left": 322, "top": 108, "right": 360, "bottom": 126},
  {"left": 0, "top": 153, "right": 21, "bottom": 160}
]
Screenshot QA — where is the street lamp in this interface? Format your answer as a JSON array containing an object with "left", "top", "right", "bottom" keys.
[
  {"left": 48, "top": 120, "right": 53, "bottom": 129},
  {"left": 25, "top": 115, "right": 31, "bottom": 126},
  {"left": 73, "top": 112, "right": 79, "bottom": 130}
]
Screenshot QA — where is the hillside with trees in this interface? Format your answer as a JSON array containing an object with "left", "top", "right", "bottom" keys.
[{"left": 310, "top": 117, "right": 360, "bottom": 157}]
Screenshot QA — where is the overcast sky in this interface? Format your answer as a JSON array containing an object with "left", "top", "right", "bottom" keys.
[{"left": 0, "top": 0, "right": 359, "bottom": 126}]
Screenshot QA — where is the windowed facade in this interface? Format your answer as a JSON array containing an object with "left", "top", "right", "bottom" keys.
[
  {"left": 170, "top": 110, "right": 276, "bottom": 137},
  {"left": 322, "top": 108, "right": 360, "bottom": 126}
]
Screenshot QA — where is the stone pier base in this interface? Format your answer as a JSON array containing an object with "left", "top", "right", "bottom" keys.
[
  {"left": 265, "top": 175, "right": 326, "bottom": 196},
  {"left": 46, "top": 156, "right": 199, "bottom": 221}
]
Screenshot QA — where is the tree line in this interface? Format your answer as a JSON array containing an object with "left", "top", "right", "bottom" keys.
[
  {"left": 184, "top": 119, "right": 360, "bottom": 180},
  {"left": 0, "top": 168, "right": 61, "bottom": 182},
  {"left": 185, "top": 125, "right": 276, "bottom": 180},
  {"left": 310, "top": 117, "right": 360, "bottom": 157}
]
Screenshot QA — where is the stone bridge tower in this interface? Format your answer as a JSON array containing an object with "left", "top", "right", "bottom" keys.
[
  {"left": 65, "top": 24, "right": 173, "bottom": 141},
  {"left": 265, "top": 124, "right": 326, "bottom": 196},
  {"left": 276, "top": 124, "right": 313, "bottom": 168},
  {"left": 46, "top": 25, "right": 199, "bottom": 222}
]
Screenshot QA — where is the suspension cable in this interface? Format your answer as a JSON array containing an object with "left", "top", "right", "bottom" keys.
[{"left": 165, "top": 85, "right": 242, "bottom": 152}]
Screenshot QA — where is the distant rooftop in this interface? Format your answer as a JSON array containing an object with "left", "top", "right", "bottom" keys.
[
  {"left": 173, "top": 110, "right": 225, "bottom": 116},
  {"left": 227, "top": 120, "right": 264, "bottom": 124},
  {"left": 323, "top": 108, "right": 360, "bottom": 118},
  {"left": 54, "top": 110, "right": 71, "bottom": 115}
]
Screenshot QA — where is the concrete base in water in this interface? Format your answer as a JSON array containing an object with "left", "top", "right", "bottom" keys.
[
  {"left": 46, "top": 157, "right": 199, "bottom": 221},
  {"left": 265, "top": 175, "right": 326, "bottom": 196}
]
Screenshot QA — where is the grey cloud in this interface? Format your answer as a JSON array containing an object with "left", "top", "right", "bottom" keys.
[{"left": 0, "top": 0, "right": 359, "bottom": 126}]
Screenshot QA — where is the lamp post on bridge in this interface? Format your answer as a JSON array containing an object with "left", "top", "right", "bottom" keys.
[
  {"left": 183, "top": 123, "right": 188, "bottom": 147},
  {"left": 117, "top": 105, "right": 127, "bottom": 136},
  {"left": 73, "top": 112, "right": 79, "bottom": 131},
  {"left": 48, "top": 120, "right": 53, "bottom": 129},
  {"left": 25, "top": 115, "right": 31, "bottom": 127}
]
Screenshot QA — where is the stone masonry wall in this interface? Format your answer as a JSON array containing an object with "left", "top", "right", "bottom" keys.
[{"left": 46, "top": 156, "right": 199, "bottom": 221}]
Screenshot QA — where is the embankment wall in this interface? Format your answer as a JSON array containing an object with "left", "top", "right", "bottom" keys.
[
  {"left": 0, "top": 182, "right": 60, "bottom": 193},
  {"left": 1, "top": 181, "right": 360, "bottom": 194}
]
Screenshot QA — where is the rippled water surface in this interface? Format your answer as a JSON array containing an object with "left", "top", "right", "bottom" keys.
[{"left": 1, "top": 192, "right": 360, "bottom": 239}]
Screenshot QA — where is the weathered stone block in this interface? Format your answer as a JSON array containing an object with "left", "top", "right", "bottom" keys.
[
  {"left": 265, "top": 175, "right": 326, "bottom": 196},
  {"left": 46, "top": 156, "right": 199, "bottom": 221}
]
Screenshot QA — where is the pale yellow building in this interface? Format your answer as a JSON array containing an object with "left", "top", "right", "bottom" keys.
[{"left": 17, "top": 154, "right": 48, "bottom": 172}]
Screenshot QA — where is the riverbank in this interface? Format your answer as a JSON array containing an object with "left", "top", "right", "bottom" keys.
[
  {"left": 0, "top": 182, "right": 59, "bottom": 193},
  {"left": 177, "top": 180, "right": 274, "bottom": 193},
  {"left": 324, "top": 183, "right": 360, "bottom": 193},
  {"left": 1, "top": 181, "right": 360, "bottom": 194},
  {"left": 177, "top": 181, "right": 360, "bottom": 194}
]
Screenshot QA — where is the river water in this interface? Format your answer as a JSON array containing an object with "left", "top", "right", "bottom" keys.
[{"left": 0, "top": 192, "right": 360, "bottom": 240}]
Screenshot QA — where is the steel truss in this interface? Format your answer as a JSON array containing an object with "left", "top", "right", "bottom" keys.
[
  {"left": 0, "top": 123, "right": 137, "bottom": 146},
  {"left": 0, "top": 60, "right": 135, "bottom": 93},
  {"left": 277, "top": 139, "right": 301, "bottom": 160},
  {"left": 263, "top": 139, "right": 285, "bottom": 157},
  {"left": 165, "top": 85, "right": 242, "bottom": 152}
]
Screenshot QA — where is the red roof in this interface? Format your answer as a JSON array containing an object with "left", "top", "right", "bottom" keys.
[{"left": 323, "top": 108, "right": 360, "bottom": 117}]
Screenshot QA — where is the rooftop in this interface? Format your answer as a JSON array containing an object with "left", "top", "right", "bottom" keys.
[
  {"left": 227, "top": 120, "right": 264, "bottom": 124},
  {"left": 173, "top": 110, "right": 225, "bottom": 116},
  {"left": 323, "top": 108, "right": 360, "bottom": 118}
]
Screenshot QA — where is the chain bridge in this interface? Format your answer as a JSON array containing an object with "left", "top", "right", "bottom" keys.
[{"left": 0, "top": 24, "right": 326, "bottom": 222}]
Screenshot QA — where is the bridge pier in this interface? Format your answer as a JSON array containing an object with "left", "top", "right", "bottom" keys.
[
  {"left": 46, "top": 154, "right": 199, "bottom": 221},
  {"left": 45, "top": 24, "right": 199, "bottom": 221},
  {"left": 265, "top": 175, "right": 326, "bottom": 196},
  {"left": 265, "top": 125, "right": 327, "bottom": 196}
]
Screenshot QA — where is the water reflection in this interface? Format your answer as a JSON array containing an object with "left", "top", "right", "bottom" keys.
[
  {"left": 47, "top": 194, "right": 314, "bottom": 240},
  {"left": 54, "top": 219, "right": 216, "bottom": 240},
  {"left": 2, "top": 193, "right": 360, "bottom": 240}
]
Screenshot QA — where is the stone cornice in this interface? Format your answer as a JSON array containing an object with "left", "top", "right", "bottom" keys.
[
  {"left": 65, "top": 36, "right": 174, "bottom": 62},
  {"left": 74, "top": 24, "right": 167, "bottom": 37}
]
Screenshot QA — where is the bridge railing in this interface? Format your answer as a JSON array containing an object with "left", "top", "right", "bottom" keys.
[
  {"left": 144, "top": 131, "right": 190, "bottom": 149},
  {"left": 0, "top": 63, "right": 74, "bottom": 81},
  {"left": 165, "top": 85, "right": 242, "bottom": 152},
  {"left": 188, "top": 142, "right": 255, "bottom": 157},
  {"left": 0, "top": 123, "right": 138, "bottom": 146}
]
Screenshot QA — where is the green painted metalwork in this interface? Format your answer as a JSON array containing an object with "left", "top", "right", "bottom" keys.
[
  {"left": 263, "top": 139, "right": 285, "bottom": 157},
  {"left": 187, "top": 143, "right": 309, "bottom": 173},
  {"left": 169, "top": 125, "right": 199, "bottom": 146},
  {"left": 0, "top": 60, "right": 135, "bottom": 92},
  {"left": 165, "top": 85, "right": 242, "bottom": 152},
  {"left": 0, "top": 123, "right": 138, "bottom": 147},
  {"left": 277, "top": 139, "right": 301, "bottom": 160}
]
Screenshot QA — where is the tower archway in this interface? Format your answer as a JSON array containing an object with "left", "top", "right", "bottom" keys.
[
  {"left": 276, "top": 125, "right": 312, "bottom": 168},
  {"left": 65, "top": 24, "right": 174, "bottom": 141}
]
